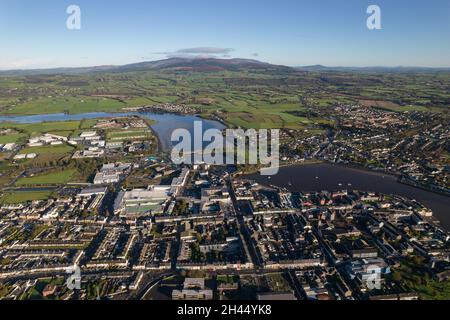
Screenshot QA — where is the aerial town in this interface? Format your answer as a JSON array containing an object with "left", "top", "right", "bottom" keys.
[
  {"left": 0, "top": 0, "right": 449, "bottom": 312},
  {"left": 0, "top": 111, "right": 449, "bottom": 300},
  {"left": 276, "top": 105, "right": 449, "bottom": 197}
]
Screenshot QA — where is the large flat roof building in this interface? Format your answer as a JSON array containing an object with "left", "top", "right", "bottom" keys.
[{"left": 114, "top": 186, "right": 172, "bottom": 217}]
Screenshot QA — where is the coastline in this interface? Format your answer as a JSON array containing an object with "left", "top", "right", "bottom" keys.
[
  {"left": 239, "top": 160, "right": 449, "bottom": 199},
  {"left": 143, "top": 118, "right": 163, "bottom": 154},
  {"left": 233, "top": 160, "right": 324, "bottom": 177},
  {"left": 242, "top": 161, "right": 450, "bottom": 231}
]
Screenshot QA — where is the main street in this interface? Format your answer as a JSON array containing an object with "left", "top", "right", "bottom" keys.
[{"left": 226, "top": 176, "right": 264, "bottom": 272}]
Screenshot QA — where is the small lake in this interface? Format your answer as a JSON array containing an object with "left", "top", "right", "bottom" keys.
[
  {"left": 0, "top": 112, "right": 226, "bottom": 152},
  {"left": 245, "top": 163, "right": 450, "bottom": 231}
]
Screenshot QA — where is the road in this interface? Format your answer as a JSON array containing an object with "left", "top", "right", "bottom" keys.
[
  {"left": 136, "top": 272, "right": 174, "bottom": 300},
  {"left": 226, "top": 176, "right": 263, "bottom": 271}
]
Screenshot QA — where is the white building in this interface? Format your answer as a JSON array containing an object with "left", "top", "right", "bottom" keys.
[
  {"left": 28, "top": 134, "right": 67, "bottom": 146},
  {"left": 2, "top": 143, "right": 17, "bottom": 151},
  {"left": 80, "top": 131, "right": 98, "bottom": 138},
  {"left": 114, "top": 186, "right": 172, "bottom": 217},
  {"left": 93, "top": 163, "right": 132, "bottom": 184},
  {"left": 172, "top": 278, "right": 213, "bottom": 300}
]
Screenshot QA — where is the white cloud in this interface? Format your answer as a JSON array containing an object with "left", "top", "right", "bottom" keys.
[
  {"left": 154, "top": 47, "right": 235, "bottom": 59},
  {"left": 0, "top": 58, "right": 55, "bottom": 70}
]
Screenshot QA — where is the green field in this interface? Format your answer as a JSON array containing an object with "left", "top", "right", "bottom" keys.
[
  {"left": 123, "top": 97, "right": 155, "bottom": 107},
  {"left": 0, "top": 133, "right": 27, "bottom": 144},
  {"left": 80, "top": 119, "right": 99, "bottom": 129},
  {"left": 4, "top": 96, "right": 125, "bottom": 115},
  {"left": 220, "top": 103, "right": 320, "bottom": 129},
  {"left": 19, "top": 144, "right": 74, "bottom": 156},
  {"left": 107, "top": 129, "right": 151, "bottom": 141},
  {"left": 0, "top": 121, "right": 85, "bottom": 139},
  {"left": 15, "top": 169, "right": 78, "bottom": 186},
  {"left": 14, "top": 145, "right": 75, "bottom": 165},
  {"left": 1, "top": 190, "right": 54, "bottom": 204}
]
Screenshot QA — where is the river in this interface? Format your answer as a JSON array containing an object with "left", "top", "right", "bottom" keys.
[
  {"left": 0, "top": 112, "right": 226, "bottom": 152},
  {"left": 245, "top": 163, "right": 450, "bottom": 231}
]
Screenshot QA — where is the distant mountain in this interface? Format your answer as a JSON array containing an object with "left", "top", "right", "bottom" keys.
[
  {"left": 295, "top": 65, "right": 330, "bottom": 72},
  {"left": 1, "top": 58, "right": 449, "bottom": 76},
  {"left": 296, "top": 65, "right": 450, "bottom": 73},
  {"left": 0, "top": 58, "right": 294, "bottom": 76},
  {"left": 113, "top": 57, "right": 294, "bottom": 73}
]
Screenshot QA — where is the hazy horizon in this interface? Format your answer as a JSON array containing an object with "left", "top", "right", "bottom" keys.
[{"left": 1, "top": 56, "right": 450, "bottom": 72}]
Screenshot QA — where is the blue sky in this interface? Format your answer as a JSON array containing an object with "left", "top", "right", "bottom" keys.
[{"left": 0, "top": 0, "right": 449, "bottom": 69}]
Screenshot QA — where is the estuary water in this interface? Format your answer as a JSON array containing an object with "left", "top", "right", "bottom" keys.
[
  {"left": 245, "top": 163, "right": 450, "bottom": 231},
  {"left": 0, "top": 112, "right": 226, "bottom": 152}
]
